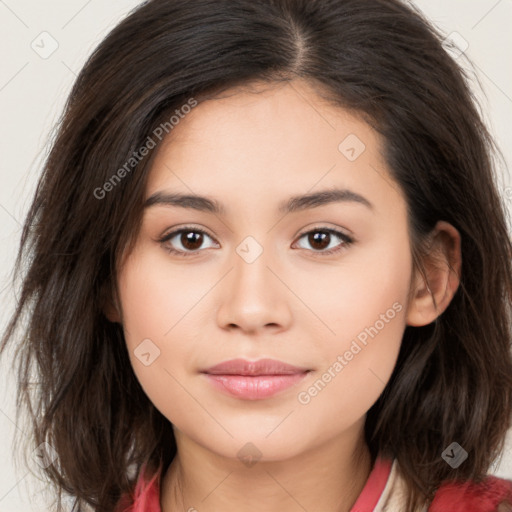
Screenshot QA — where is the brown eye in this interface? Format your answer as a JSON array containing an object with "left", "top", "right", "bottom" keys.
[
  {"left": 295, "top": 228, "right": 354, "bottom": 255},
  {"left": 159, "top": 227, "right": 217, "bottom": 256},
  {"left": 180, "top": 231, "right": 204, "bottom": 251},
  {"left": 307, "top": 231, "right": 331, "bottom": 251}
]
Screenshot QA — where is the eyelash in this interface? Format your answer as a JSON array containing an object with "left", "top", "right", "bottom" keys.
[{"left": 158, "top": 225, "right": 354, "bottom": 257}]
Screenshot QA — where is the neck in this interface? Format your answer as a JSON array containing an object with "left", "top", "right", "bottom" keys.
[{"left": 161, "top": 421, "right": 373, "bottom": 512}]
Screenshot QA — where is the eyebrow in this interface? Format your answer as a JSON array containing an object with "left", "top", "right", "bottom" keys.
[{"left": 143, "top": 188, "right": 374, "bottom": 215}]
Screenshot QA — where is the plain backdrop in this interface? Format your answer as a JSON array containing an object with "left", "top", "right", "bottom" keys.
[{"left": 0, "top": 0, "right": 511, "bottom": 510}]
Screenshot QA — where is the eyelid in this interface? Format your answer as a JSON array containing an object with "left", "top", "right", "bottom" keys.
[
  {"left": 295, "top": 223, "right": 353, "bottom": 239},
  {"left": 159, "top": 225, "right": 215, "bottom": 243}
]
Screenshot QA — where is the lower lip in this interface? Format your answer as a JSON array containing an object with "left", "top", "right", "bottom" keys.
[{"left": 204, "top": 372, "right": 309, "bottom": 400}]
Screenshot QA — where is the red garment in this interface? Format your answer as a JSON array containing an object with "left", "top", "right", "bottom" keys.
[
  {"left": 429, "top": 473, "right": 512, "bottom": 512},
  {"left": 115, "top": 456, "right": 512, "bottom": 512}
]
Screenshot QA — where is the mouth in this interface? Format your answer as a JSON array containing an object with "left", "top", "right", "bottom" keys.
[{"left": 201, "top": 358, "right": 311, "bottom": 400}]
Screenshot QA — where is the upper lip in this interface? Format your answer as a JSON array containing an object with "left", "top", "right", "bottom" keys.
[{"left": 202, "top": 358, "right": 310, "bottom": 376}]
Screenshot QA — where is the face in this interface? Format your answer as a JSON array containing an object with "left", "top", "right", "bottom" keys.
[{"left": 115, "top": 79, "right": 414, "bottom": 462}]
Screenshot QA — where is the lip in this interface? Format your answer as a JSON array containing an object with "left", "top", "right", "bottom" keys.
[
  {"left": 202, "top": 358, "right": 310, "bottom": 376},
  {"left": 201, "top": 358, "right": 311, "bottom": 400}
]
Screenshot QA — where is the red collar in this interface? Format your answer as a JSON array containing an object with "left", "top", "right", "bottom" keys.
[
  {"left": 118, "top": 455, "right": 394, "bottom": 512},
  {"left": 349, "top": 456, "right": 393, "bottom": 512}
]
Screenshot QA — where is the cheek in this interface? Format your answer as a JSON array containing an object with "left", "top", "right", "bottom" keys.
[
  {"left": 118, "top": 242, "right": 217, "bottom": 347},
  {"left": 118, "top": 245, "right": 237, "bottom": 436},
  {"left": 292, "top": 302, "right": 407, "bottom": 447},
  {"left": 116, "top": 250, "right": 200, "bottom": 417},
  {"left": 297, "top": 225, "right": 412, "bottom": 345},
  {"left": 294, "top": 230, "right": 412, "bottom": 414}
]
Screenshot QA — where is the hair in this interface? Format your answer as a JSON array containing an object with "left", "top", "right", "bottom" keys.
[{"left": 1, "top": 0, "right": 511, "bottom": 511}]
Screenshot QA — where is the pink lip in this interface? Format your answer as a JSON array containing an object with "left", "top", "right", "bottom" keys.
[{"left": 201, "top": 358, "right": 311, "bottom": 400}]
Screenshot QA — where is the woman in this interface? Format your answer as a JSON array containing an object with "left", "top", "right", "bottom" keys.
[{"left": 2, "top": 0, "right": 512, "bottom": 511}]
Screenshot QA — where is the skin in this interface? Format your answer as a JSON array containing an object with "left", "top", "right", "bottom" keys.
[{"left": 108, "top": 78, "right": 462, "bottom": 512}]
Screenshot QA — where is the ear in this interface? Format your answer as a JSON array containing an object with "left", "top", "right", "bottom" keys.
[
  {"left": 100, "top": 280, "right": 122, "bottom": 324},
  {"left": 104, "top": 299, "right": 122, "bottom": 324},
  {"left": 406, "top": 220, "right": 462, "bottom": 327}
]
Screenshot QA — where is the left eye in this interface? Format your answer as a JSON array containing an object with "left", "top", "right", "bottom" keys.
[
  {"left": 159, "top": 226, "right": 354, "bottom": 257},
  {"left": 294, "top": 228, "right": 354, "bottom": 255}
]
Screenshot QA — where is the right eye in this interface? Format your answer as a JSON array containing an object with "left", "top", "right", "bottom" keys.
[{"left": 158, "top": 226, "right": 219, "bottom": 257}]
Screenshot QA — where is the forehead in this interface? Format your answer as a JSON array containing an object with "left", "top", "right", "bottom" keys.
[{"left": 145, "top": 79, "right": 404, "bottom": 217}]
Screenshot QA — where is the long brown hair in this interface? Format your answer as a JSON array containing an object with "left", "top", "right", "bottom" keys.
[{"left": 2, "top": 0, "right": 511, "bottom": 511}]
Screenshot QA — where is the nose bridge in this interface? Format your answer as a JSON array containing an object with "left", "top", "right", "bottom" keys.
[
  {"left": 231, "top": 234, "right": 276, "bottom": 301},
  {"left": 216, "top": 233, "right": 291, "bottom": 332}
]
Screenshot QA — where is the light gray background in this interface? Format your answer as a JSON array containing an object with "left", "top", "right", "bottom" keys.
[{"left": 0, "top": 1, "right": 511, "bottom": 510}]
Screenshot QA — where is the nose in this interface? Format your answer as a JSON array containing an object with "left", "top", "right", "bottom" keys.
[{"left": 216, "top": 239, "right": 293, "bottom": 335}]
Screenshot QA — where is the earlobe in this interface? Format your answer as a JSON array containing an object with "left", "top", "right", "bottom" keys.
[
  {"left": 406, "top": 221, "right": 462, "bottom": 327},
  {"left": 100, "top": 281, "right": 122, "bottom": 324},
  {"left": 104, "top": 300, "right": 122, "bottom": 324}
]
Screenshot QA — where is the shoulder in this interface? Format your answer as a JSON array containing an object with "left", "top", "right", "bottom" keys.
[
  {"left": 115, "top": 463, "right": 162, "bottom": 512},
  {"left": 429, "top": 473, "right": 512, "bottom": 512}
]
